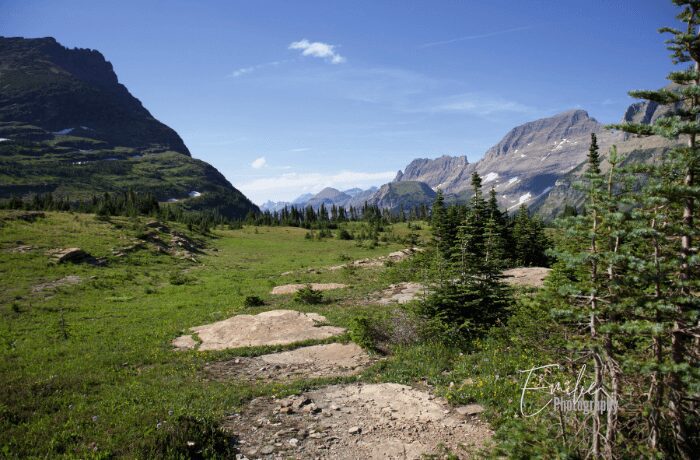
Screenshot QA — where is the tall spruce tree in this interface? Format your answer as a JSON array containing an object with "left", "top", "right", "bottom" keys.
[{"left": 608, "top": 2, "right": 700, "bottom": 456}]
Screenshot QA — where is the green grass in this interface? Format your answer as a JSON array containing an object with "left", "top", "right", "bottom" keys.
[{"left": 0, "top": 211, "right": 435, "bottom": 458}]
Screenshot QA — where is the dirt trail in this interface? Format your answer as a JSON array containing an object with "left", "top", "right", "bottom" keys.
[
  {"left": 205, "top": 343, "right": 374, "bottom": 381},
  {"left": 172, "top": 310, "right": 346, "bottom": 351},
  {"left": 225, "top": 382, "right": 491, "bottom": 459}
]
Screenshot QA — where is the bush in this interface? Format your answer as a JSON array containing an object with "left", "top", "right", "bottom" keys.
[
  {"left": 169, "top": 272, "right": 194, "bottom": 286},
  {"left": 293, "top": 285, "right": 324, "bottom": 304},
  {"left": 139, "top": 415, "right": 236, "bottom": 459},
  {"left": 243, "top": 295, "right": 265, "bottom": 307},
  {"left": 337, "top": 229, "right": 353, "bottom": 240},
  {"left": 349, "top": 314, "right": 377, "bottom": 350}
]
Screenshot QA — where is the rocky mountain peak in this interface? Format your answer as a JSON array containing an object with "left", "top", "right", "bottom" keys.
[
  {"left": 482, "top": 109, "right": 600, "bottom": 160},
  {"left": 0, "top": 36, "right": 191, "bottom": 155}
]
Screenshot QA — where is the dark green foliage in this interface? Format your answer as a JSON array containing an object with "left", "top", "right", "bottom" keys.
[
  {"left": 337, "top": 228, "right": 353, "bottom": 240},
  {"left": 293, "top": 285, "right": 324, "bottom": 304},
  {"left": 139, "top": 416, "right": 237, "bottom": 459},
  {"left": 169, "top": 272, "right": 194, "bottom": 286},
  {"left": 243, "top": 295, "right": 265, "bottom": 308}
]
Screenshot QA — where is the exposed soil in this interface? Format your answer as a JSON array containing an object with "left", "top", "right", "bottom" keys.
[
  {"left": 205, "top": 343, "right": 374, "bottom": 381},
  {"left": 224, "top": 383, "right": 492, "bottom": 459},
  {"left": 373, "top": 282, "right": 425, "bottom": 305},
  {"left": 172, "top": 310, "right": 346, "bottom": 351},
  {"left": 502, "top": 267, "right": 551, "bottom": 288},
  {"left": 329, "top": 248, "right": 420, "bottom": 271},
  {"left": 271, "top": 283, "right": 348, "bottom": 295},
  {"left": 32, "top": 275, "right": 82, "bottom": 293}
]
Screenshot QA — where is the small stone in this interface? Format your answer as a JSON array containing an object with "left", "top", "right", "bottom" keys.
[
  {"left": 279, "top": 406, "right": 294, "bottom": 414},
  {"left": 455, "top": 404, "right": 485, "bottom": 416},
  {"left": 260, "top": 445, "right": 275, "bottom": 455},
  {"left": 289, "top": 438, "right": 299, "bottom": 446},
  {"left": 348, "top": 426, "right": 361, "bottom": 435}
]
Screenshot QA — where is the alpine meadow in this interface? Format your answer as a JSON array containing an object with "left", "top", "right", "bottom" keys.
[{"left": 1, "top": 1, "right": 698, "bottom": 459}]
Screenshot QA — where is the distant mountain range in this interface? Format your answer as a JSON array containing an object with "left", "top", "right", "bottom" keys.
[
  {"left": 260, "top": 101, "right": 674, "bottom": 219},
  {"left": 260, "top": 187, "right": 379, "bottom": 212},
  {"left": 0, "top": 36, "right": 258, "bottom": 218}
]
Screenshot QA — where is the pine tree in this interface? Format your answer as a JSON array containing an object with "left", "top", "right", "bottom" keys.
[{"left": 608, "top": 3, "right": 700, "bottom": 456}]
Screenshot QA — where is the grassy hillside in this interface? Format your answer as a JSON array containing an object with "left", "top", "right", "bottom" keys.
[{"left": 0, "top": 125, "right": 257, "bottom": 219}]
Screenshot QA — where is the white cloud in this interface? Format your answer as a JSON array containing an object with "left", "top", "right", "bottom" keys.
[
  {"left": 289, "top": 39, "right": 346, "bottom": 64},
  {"left": 251, "top": 157, "right": 267, "bottom": 169},
  {"left": 419, "top": 26, "right": 533, "bottom": 49},
  {"left": 228, "top": 60, "right": 286, "bottom": 78},
  {"left": 238, "top": 170, "right": 394, "bottom": 203},
  {"left": 420, "top": 93, "right": 536, "bottom": 116}
]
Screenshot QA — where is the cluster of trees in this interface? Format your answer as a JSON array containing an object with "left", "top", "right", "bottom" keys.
[
  {"left": 0, "top": 191, "right": 226, "bottom": 232},
  {"left": 247, "top": 202, "right": 431, "bottom": 228},
  {"left": 478, "top": 5, "right": 699, "bottom": 457},
  {"left": 539, "top": 7, "right": 700, "bottom": 454},
  {"left": 420, "top": 171, "right": 550, "bottom": 341},
  {"left": 431, "top": 175, "right": 549, "bottom": 269}
]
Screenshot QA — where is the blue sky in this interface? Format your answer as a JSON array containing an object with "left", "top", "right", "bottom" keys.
[{"left": 2, "top": 0, "right": 678, "bottom": 203}]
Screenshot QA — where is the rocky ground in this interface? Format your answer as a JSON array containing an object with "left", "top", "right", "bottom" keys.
[
  {"left": 172, "top": 310, "right": 346, "bottom": 351},
  {"left": 204, "top": 343, "right": 374, "bottom": 382},
  {"left": 501, "top": 267, "right": 551, "bottom": 288},
  {"left": 167, "top": 259, "right": 556, "bottom": 457},
  {"left": 271, "top": 283, "right": 348, "bottom": 295},
  {"left": 223, "top": 383, "right": 491, "bottom": 460}
]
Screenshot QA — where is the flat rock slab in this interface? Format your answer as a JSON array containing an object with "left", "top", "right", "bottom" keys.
[
  {"left": 376, "top": 282, "right": 425, "bottom": 305},
  {"left": 32, "top": 275, "right": 82, "bottom": 293},
  {"left": 172, "top": 309, "right": 345, "bottom": 351},
  {"left": 502, "top": 267, "right": 551, "bottom": 288},
  {"left": 224, "top": 382, "right": 492, "bottom": 459},
  {"left": 205, "top": 343, "right": 373, "bottom": 381},
  {"left": 271, "top": 283, "right": 347, "bottom": 295}
]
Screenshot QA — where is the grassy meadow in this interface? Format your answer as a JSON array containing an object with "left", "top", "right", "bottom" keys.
[{"left": 1, "top": 211, "right": 471, "bottom": 458}]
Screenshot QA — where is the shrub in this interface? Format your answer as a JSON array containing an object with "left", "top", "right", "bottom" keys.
[
  {"left": 293, "top": 285, "right": 324, "bottom": 304},
  {"left": 337, "top": 229, "right": 353, "bottom": 240},
  {"left": 140, "top": 415, "right": 236, "bottom": 459},
  {"left": 169, "top": 272, "right": 193, "bottom": 286},
  {"left": 349, "top": 314, "right": 377, "bottom": 350},
  {"left": 243, "top": 295, "right": 265, "bottom": 307}
]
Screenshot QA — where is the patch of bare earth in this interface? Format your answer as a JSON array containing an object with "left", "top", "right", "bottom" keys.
[
  {"left": 205, "top": 343, "right": 374, "bottom": 381},
  {"left": 501, "top": 267, "right": 551, "bottom": 288},
  {"left": 271, "top": 283, "right": 347, "bottom": 295},
  {"left": 329, "top": 248, "right": 420, "bottom": 271},
  {"left": 373, "top": 282, "right": 425, "bottom": 305},
  {"left": 32, "top": 275, "right": 82, "bottom": 293},
  {"left": 172, "top": 310, "right": 345, "bottom": 351},
  {"left": 224, "top": 383, "right": 492, "bottom": 459}
]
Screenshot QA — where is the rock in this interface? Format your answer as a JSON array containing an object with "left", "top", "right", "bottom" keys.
[
  {"left": 348, "top": 426, "right": 361, "bottom": 435},
  {"left": 260, "top": 445, "right": 275, "bottom": 455},
  {"left": 288, "top": 438, "right": 299, "bottom": 446},
  {"left": 455, "top": 404, "right": 485, "bottom": 416},
  {"left": 47, "top": 247, "right": 89, "bottom": 263},
  {"left": 293, "top": 398, "right": 313, "bottom": 410}
]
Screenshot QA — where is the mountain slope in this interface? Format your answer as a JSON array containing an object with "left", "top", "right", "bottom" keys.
[
  {"left": 367, "top": 181, "right": 436, "bottom": 212},
  {"left": 0, "top": 37, "right": 258, "bottom": 218}
]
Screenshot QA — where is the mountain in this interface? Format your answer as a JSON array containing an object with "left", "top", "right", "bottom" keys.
[
  {"left": 292, "top": 193, "right": 314, "bottom": 205},
  {"left": 366, "top": 181, "right": 436, "bottom": 212},
  {"left": 393, "top": 110, "right": 623, "bottom": 210},
  {"left": 259, "top": 200, "right": 291, "bottom": 213},
  {"left": 386, "top": 106, "right": 674, "bottom": 217},
  {"left": 0, "top": 36, "right": 258, "bottom": 218},
  {"left": 305, "top": 187, "right": 352, "bottom": 208},
  {"left": 394, "top": 155, "right": 471, "bottom": 190}
]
